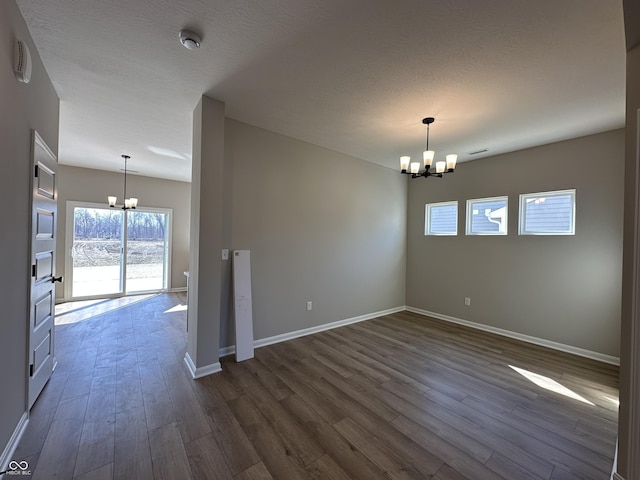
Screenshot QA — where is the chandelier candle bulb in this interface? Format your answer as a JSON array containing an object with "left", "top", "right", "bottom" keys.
[
  {"left": 446, "top": 154, "right": 457, "bottom": 171},
  {"left": 436, "top": 161, "right": 446, "bottom": 173},
  {"left": 400, "top": 156, "right": 410, "bottom": 172},
  {"left": 108, "top": 196, "right": 117, "bottom": 207},
  {"left": 423, "top": 150, "right": 434, "bottom": 167},
  {"left": 410, "top": 162, "right": 420, "bottom": 174}
]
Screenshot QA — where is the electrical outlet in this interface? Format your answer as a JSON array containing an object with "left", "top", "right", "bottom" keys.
[
  {"left": 222, "top": 249, "right": 229, "bottom": 260},
  {"left": 306, "top": 301, "right": 312, "bottom": 311},
  {"left": 464, "top": 297, "right": 471, "bottom": 306}
]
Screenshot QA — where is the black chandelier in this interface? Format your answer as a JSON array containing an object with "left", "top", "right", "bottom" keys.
[
  {"left": 107, "top": 154, "right": 138, "bottom": 210},
  {"left": 400, "top": 117, "right": 457, "bottom": 178}
]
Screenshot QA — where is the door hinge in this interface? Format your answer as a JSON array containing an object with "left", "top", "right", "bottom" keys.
[
  {"left": 34, "top": 165, "right": 39, "bottom": 178},
  {"left": 32, "top": 264, "right": 36, "bottom": 277},
  {"left": 29, "top": 364, "right": 34, "bottom": 377}
]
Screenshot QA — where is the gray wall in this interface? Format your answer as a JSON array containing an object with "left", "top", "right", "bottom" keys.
[
  {"left": 406, "top": 129, "right": 624, "bottom": 357},
  {"left": 0, "top": 0, "right": 59, "bottom": 463},
  {"left": 220, "top": 119, "right": 407, "bottom": 346},
  {"left": 56, "top": 165, "right": 191, "bottom": 299},
  {"left": 619, "top": 11, "right": 640, "bottom": 474}
]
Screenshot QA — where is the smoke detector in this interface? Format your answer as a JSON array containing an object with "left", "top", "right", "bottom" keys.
[{"left": 179, "top": 29, "right": 201, "bottom": 50}]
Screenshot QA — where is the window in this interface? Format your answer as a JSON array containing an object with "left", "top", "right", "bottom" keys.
[
  {"left": 519, "top": 189, "right": 575, "bottom": 235},
  {"left": 425, "top": 201, "right": 458, "bottom": 235},
  {"left": 466, "top": 196, "right": 508, "bottom": 235},
  {"left": 66, "top": 202, "right": 172, "bottom": 299}
]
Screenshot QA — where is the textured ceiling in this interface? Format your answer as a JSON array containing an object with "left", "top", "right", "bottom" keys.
[{"left": 17, "top": 0, "right": 625, "bottom": 182}]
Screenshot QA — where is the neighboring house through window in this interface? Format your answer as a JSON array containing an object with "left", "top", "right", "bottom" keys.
[
  {"left": 425, "top": 201, "right": 458, "bottom": 236},
  {"left": 466, "top": 196, "right": 508, "bottom": 235},
  {"left": 519, "top": 189, "right": 576, "bottom": 235}
]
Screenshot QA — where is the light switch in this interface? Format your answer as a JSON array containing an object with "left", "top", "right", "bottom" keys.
[{"left": 222, "top": 249, "right": 229, "bottom": 260}]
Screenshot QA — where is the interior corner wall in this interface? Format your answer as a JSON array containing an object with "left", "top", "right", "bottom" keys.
[
  {"left": 406, "top": 129, "right": 624, "bottom": 358},
  {"left": 618, "top": 31, "right": 640, "bottom": 479},
  {"left": 0, "top": 0, "right": 59, "bottom": 463},
  {"left": 55, "top": 165, "right": 191, "bottom": 299},
  {"left": 219, "top": 119, "right": 407, "bottom": 347}
]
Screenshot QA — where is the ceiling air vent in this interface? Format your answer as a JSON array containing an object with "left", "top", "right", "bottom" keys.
[{"left": 469, "top": 149, "right": 488, "bottom": 156}]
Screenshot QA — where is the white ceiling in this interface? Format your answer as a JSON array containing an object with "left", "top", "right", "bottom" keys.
[{"left": 18, "top": 0, "right": 626, "bottom": 183}]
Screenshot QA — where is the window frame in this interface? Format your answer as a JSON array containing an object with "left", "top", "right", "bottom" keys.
[
  {"left": 424, "top": 201, "right": 458, "bottom": 236},
  {"left": 518, "top": 189, "right": 576, "bottom": 236},
  {"left": 465, "top": 195, "right": 509, "bottom": 236}
]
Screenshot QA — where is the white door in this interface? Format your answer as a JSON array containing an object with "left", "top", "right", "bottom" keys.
[{"left": 28, "top": 131, "right": 59, "bottom": 409}]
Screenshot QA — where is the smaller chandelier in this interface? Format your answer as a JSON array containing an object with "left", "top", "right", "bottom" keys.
[
  {"left": 400, "top": 117, "right": 457, "bottom": 178},
  {"left": 107, "top": 154, "right": 138, "bottom": 210}
]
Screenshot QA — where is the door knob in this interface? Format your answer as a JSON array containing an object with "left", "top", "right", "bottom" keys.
[{"left": 52, "top": 276, "right": 63, "bottom": 283}]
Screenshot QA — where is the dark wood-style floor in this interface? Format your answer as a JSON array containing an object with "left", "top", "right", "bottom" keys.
[{"left": 14, "top": 293, "right": 619, "bottom": 480}]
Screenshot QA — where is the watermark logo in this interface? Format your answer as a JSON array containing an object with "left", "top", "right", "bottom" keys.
[{"left": 4, "top": 460, "right": 31, "bottom": 476}]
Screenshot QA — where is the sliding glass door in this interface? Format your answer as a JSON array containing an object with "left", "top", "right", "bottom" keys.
[
  {"left": 67, "top": 203, "right": 171, "bottom": 299},
  {"left": 126, "top": 211, "right": 168, "bottom": 293}
]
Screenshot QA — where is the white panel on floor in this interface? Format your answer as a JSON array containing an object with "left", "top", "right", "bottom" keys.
[{"left": 233, "top": 250, "right": 254, "bottom": 362}]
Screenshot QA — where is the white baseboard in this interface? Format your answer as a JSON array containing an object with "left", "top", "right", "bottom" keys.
[
  {"left": 406, "top": 306, "right": 620, "bottom": 366},
  {"left": 0, "top": 412, "right": 28, "bottom": 475},
  {"left": 183, "top": 352, "right": 222, "bottom": 379},
  {"left": 219, "top": 305, "right": 406, "bottom": 358}
]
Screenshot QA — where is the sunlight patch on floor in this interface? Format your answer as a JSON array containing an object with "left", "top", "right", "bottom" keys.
[
  {"left": 164, "top": 304, "right": 187, "bottom": 313},
  {"left": 509, "top": 365, "right": 595, "bottom": 406},
  {"left": 605, "top": 396, "right": 620, "bottom": 407},
  {"left": 55, "top": 294, "right": 158, "bottom": 325}
]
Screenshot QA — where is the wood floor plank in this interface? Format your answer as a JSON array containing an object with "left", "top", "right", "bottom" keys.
[
  {"left": 184, "top": 432, "right": 234, "bottom": 480},
  {"left": 241, "top": 356, "right": 295, "bottom": 401},
  {"left": 73, "top": 418, "right": 115, "bottom": 477},
  {"left": 148, "top": 422, "right": 194, "bottom": 480},
  {"left": 484, "top": 452, "right": 546, "bottom": 480},
  {"left": 73, "top": 462, "right": 113, "bottom": 480},
  {"left": 228, "top": 395, "right": 312, "bottom": 479},
  {"left": 113, "top": 405, "right": 154, "bottom": 480},
  {"left": 13, "top": 364, "right": 69, "bottom": 460},
  {"left": 432, "top": 463, "right": 469, "bottom": 480},
  {"left": 115, "top": 368, "right": 145, "bottom": 412},
  {"left": 460, "top": 394, "right": 613, "bottom": 476},
  {"left": 139, "top": 362, "right": 176, "bottom": 431},
  {"left": 333, "top": 417, "right": 428, "bottom": 480},
  {"left": 191, "top": 376, "right": 262, "bottom": 475},
  {"left": 31, "top": 394, "right": 88, "bottom": 480},
  {"left": 549, "top": 466, "right": 584, "bottom": 480},
  {"left": 428, "top": 390, "right": 609, "bottom": 480},
  {"left": 256, "top": 353, "right": 348, "bottom": 425},
  {"left": 391, "top": 415, "right": 506, "bottom": 480},
  {"left": 234, "top": 372, "right": 325, "bottom": 468},
  {"left": 305, "top": 453, "right": 357, "bottom": 480},
  {"left": 309, "top": 374, "right": 398, "bottom": 425},
  {"left": 162, "top": 361, "right": 212, "bottom": 443},
  {"left": 234, "top": 462, "right": 274, "bottom": 480},
  {"left": 355, "top": 375, "right": 494, "bottom": 465},
  {"left": 312, "top": 337, "right": 391, "bottom": 384},
  {"left": 280, "top": 393, "right": 389, "bottom": 480}
]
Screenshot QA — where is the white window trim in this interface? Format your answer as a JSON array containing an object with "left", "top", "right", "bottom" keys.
[
  {"left": 518, "top": 189, "right": 576, "bottom": 236},
  {"left": 425, "top": 201, "right": 458, "bottom": 236},
  {"left": 466, "top": 195, "right": 509, "bottom": 236}
]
